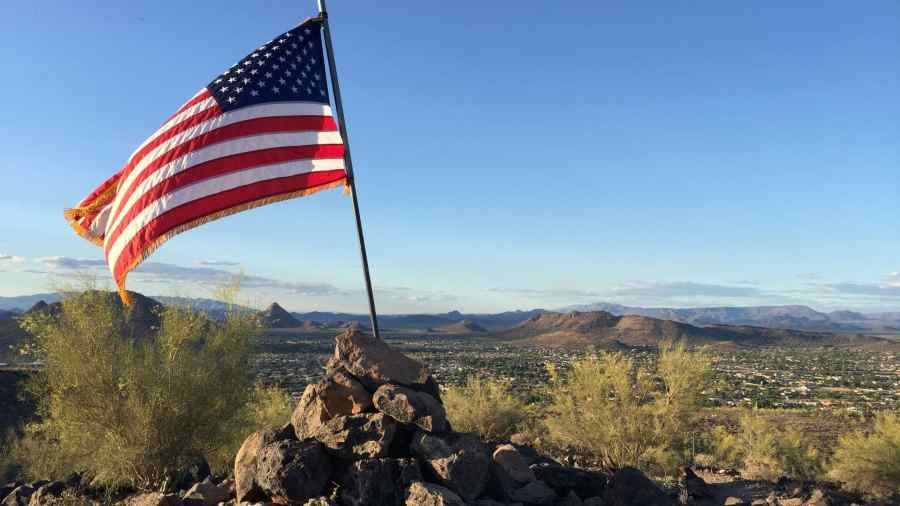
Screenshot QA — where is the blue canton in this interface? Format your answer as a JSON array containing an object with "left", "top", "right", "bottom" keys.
[{"left": 207, "top": 20, "right": 330, "bottom": 112}]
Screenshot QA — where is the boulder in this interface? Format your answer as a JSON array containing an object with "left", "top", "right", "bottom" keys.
[
  {"left": 184, "top": 480, "right": 231, "bottom": 506},
  {"left": 125, "top": 493, "right": 183, "bottom": 506},
  {"left": 256, "top": 440, "right": 332, "bottom": 504},
  {"left": 26, "top": 482, "right": 65, "bottom": 506},
  {"left": 1, "top": 486, "right": 34, "bottom": 506},
  {"left": 373, "top": 384, "right": 448, "bottom": 432},
  {"left": 509, "top": 480, "right": 557, "bottom": 505},
  {"left": 292, "top": 384, "right": 332, "bottom": 440},
  {"left": 410, "top": 431, "right": 490, "bottom": 501},
  {"left": 492, "top": 444, "right": 536, "bottom": 484},
  {"left": 604, "top": 467, "right": 675, "bottom": 506},
  {"left": 677, "top": 467, "right": 710, "bottom": 504},
  {"left": 234, "top": 428, "right": 295, "bottom": 503},
  {"left": 723, "top": 498, "right": 748, "bottom": 506},
  {"left": 302, "top": 499, "right": 336, "bottom": 506},
  {"left": 318, "top": 369, "right": 372, "bottom": 415},
  {"left": 314, "top": 413, "right": 397, "bottom": 459},
  {"left": 0, "top": 484, "right": 22, "bottom": 504},
  {"left": 403, "top": 482, "right": 465, "bottom": 506},
  {"left": 328, "top": 330, "right": 437, "bottom": 396},
  {"left": 530, "top": 462, "right": 606, "bottom": 499},
  {"left": 338, "top": 457, "right": 422, "bottom": 506}
]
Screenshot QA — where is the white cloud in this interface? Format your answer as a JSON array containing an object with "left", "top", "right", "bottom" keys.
[
  {"left": 198, "top": 260, "right": 241, "bottom": 267},
  {"left": 0, "top": 254, "right": 25, "bottom": 263}
]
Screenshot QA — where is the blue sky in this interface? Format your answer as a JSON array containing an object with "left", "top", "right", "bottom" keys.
[{"left": 0, "top": 1, "right": 897, "bottom": 313}]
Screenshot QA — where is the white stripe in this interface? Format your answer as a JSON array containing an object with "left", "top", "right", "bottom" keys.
[
  {"left": 89, "top": 204, "right": 113, "bottom": 236},
  {"left": 106, "top": 130, "right": 343, "bottom": 238},
  {"left": 105, "top": 157, "right": 345, "bottom": 271},
  {"left": 112, "top": 101, "right": 334, "bottom": 225},
  {"left": 129, "top": 94, "right": 218, "bottom": 160}
]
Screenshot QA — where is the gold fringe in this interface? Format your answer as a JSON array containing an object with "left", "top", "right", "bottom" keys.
[
  {"left": 64, "top": 183, "right": 118, "bottom": 247},
  {"left": 115, "top": 177, "right": 348, "bottom": 305}
]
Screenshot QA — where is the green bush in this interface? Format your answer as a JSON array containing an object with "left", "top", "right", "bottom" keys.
[
  {"left": 18, "top": 289, "right": 259, "bottom": 489},
  {"left": 696, "top": 425, "right": 743, "bottom": 469},
  {"left": 828, "top": 411, "right": 900, "bottom": 499},
  {"left": 543, "top": 341, "right": 712, "bottom": 473},
  {"left": 443, "top": 375, "right": 528, "bottom": 441}
]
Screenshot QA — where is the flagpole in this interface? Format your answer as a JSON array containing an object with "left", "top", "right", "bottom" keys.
[{"left": 316, "top": 0, "right": 382, "bottom": 340}]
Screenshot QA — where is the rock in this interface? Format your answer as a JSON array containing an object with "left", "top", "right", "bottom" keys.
[
  {"left": 779, "top": 499, "right": 803, "bottom": 506},
  {"left": 234, "top": 428, "right": 295, "bottom": 503},
  {"left": 314, "top": 413, "right": 397, "bottom": 459},
  {"left": 556, "top": 491, "right": 584, "bottom": 506},
  {"left": 374, "top": 384, "right": 448, "bottom": 432},
  {"left": 530, "top": 463, "right": 606, "bottom": 500},
  {"left": 175, "top": 458, "right": 211, "bottom": 491},
  {"left": 493, "top": 444, "right": 536, "bottom": 484},
  {"left": 677, "top": 467, "right": 710, "bottom": 504},
  {"left": 603, "top": 467, "right": 675, "bottom": 506},
  {"left": 302, "top": 498, "right": 336, "bottom": 506},
  {"left": 0, "top": 484, "right": 22, "bottom": 504},
  {"left": 410, "top": 431, "right": 490, "bottom": 501},
  {"left": 723, "top": 498, "right": 748, "bottom": 506},
  {"left": 1, "top": 486, "right": 34, "bottom": 506},
  {"left": 292, "top": 384, "right": 333, "bottom": 440},
  {"left": 256, "top": 440, "right": 332, "bottom": 504},
  {"left": 125, "top": 493, "right": 183, "bottom": 506},
  {"left": 403, "top": 482, "right": 465, "bottom": 506},
  {"left": 338, "top": 457, "right": 422, "bottom": 506},
  {"left": 751, "top": 500, "right": 768, "bottom": 506},
  {"left": 328, "top": 330, "right": 437, "bottom": 396},
  {"left": 509, "top": 480, "right": 557, "bottom": 505},
  {"left": 319, "top": 369, "right": 373, "bottom": 415},
  {"left": 184, "top": 480, "right": 231, "bottom": 506},
  {"left": 27, "top": 482, "right": 65, "bottom": 506},
  {"left": 803, "top": 489, "right": 832, "bottom": 506}
]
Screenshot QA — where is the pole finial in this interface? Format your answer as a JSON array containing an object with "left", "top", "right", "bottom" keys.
[{"left": 317, "top": 0, "right": 327, "bottom": 17}]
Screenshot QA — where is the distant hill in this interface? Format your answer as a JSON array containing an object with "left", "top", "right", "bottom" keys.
[
  {"left": 290, "top": 309, "right": 546, "bottom": 331},
  {"left": 496, "top": 311, "right": 894, "bottom": 348},
  {"left": 258, "top": 303, "right": 301, "bottom": 328},
  {"left": 560, "top": 302, "right": 900, "bottom": 332},
  {"left": 428, "top": 320, "right": 487, "bottom": 334},
  {"left": 0, "top": 293, "right": 61, "bottom": 311}
]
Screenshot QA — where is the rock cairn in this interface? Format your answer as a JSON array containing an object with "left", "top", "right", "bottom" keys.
[{"left": 233, "top": 329, "right": 621, "bottom": 506}]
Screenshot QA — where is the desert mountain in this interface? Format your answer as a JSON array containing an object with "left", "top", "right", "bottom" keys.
[
  {"left": 428, "top": 320, "right": 487, "bottom": 334},
  {"left": 258, "top": 303, "right": 301, "bottom": 328},
  {"left": 497, "top": 311, "right": 894, "bottom": 348}
]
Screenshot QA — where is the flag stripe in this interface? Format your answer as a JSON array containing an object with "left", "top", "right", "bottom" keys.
[
  {"left": 104, "top": 143, "right": 345, "bottom": 252},
  {"left": 113, "top": 101, "right": 335, "bottom": 221},
  {"left": 108, "top": 165, "right": 347, "bottom": 276},
  {"left": 109, "top": 113, "right": 339, "bottom": 231},
  {"left": 129, "top": 94, "right": 219, "bottom": 161},
  {"left": 106, "top": 131, "right": 343, "bottom": 239}
]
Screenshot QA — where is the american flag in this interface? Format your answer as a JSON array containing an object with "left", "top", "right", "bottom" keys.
[{"left": 65, "top": 18, "right": 347, "bottom": 302}]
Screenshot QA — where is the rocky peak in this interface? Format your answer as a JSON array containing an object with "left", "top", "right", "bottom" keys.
[{"left": 259, "top": 302, "right": 301, "bottom": 328}]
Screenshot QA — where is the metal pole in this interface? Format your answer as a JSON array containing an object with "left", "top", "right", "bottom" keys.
[{"left": 317, "top": 0, "right": 382, "bottom": 340}]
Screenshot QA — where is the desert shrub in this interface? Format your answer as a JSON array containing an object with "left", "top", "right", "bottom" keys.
[
  {"left": 19, "top": 289, "right": 258, "bottom": 489},
  {"left": 543, "top": 341, "right": 711, "bottom": 473},
  {"left": 443, "top": 375, "right": 528, "bottom": 441},
  {"left": 702, "top": 411, "right": 824, "bottom": 481},
  {"left": 828, "top": 411, "right": 900, "bottom": 499}
]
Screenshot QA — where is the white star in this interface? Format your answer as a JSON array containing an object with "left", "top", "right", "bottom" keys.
[
  {"left": 272, "top": 86, "right": 280, "bottom": 93},
  {"left": 265, "top": 72, "right": 273, "bottom": 78},
  {"left": 251, "top": 53, "right": 259, "bottom": 58},
  {"left": 257, "top": 60, "right": 265, "bottom": 66},
  {"left": 243, "top": 60, "right": 252, "bottom": 66},
  {"left": 272, "top": 64, "right": 280, "bottom": 70},
  {"left": 250, "top": 89, "right": 259, "bottom": 97},
  {"left": 306, "top": 87, "right": 312, "bottom": 94},
  {"left": 250, "top": 69, "right": 258, "bottom": 75},
  {"left": 278, "top": 39, "right": 285, "bottom": 43},
  {"left": 298, "top": 35, "right": 305, "bottom": 42},
  {"left": 301, "top": 71, "right": 307, "bottom": 78},
  {"left": 313, "top": 73, "right": 320, "bottom": 81},
  {"left": 235, "top": 86, "right": 243, "bottom": 93},
  {"left": 302, "top": 48, "right": 308, "bottom": 56},
  {"left": 258, "top": 80, "right": 266, "bottom": 87},
  {"left": 227, "top": 96, "right": 236, "bottom": 103},
  {"left": 285, "top": 70, "right": 292, "bottom": 77},
  {"left": 290, "top": 63, "right": 297, "bottom": 69},
  {"left": 285, "top": 50, "right": 293, "bottom": 56},
  {"left": 319, "top": 88, "right": 326, "bottom": 96},
  {"left": 214, "top": 78, "right": 223, "bottom": 84},
  {"left": 310, "top": 57, "right": 317, "bottom": 64},
  {"left": 228, "top": 77, "right": 237, "bottom": 83},
  {"left": 243, "top": 78, "right": 251, "bottom": 84},
  {"left": 305, "top": 64, "right": 312, "bottom": 72},
  {"left": 264, "top": 52, "right": 272, "bottom": 58},
  {"left": 278, "top": 56, "right": 286, "bottom": 62},
  {"left": 308, "top": 41, "right": 314, "bottom": 48},
  {"left": 235, "top": 68, "right": 244, "bottom": 74},
  {"left": 272, "top": 45, "right": 280, "bottom": 50},
  {"left": 291, "top": 43, "right": 298, "bottom": 49},
  {"left": 278, "top": 78, "right": 286, "bottom": 84},
  {"left": 292, "top": 86, "right": 298, "bottom": 93},
  {"left": 304, "top": 28, "right": 311, "bottom": 34},
  {"left": 220, "top": 86, "right": 229, "bottom": 92}
]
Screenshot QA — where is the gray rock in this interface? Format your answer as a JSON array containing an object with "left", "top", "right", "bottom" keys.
[
  {"left": 328, "top": 330, "right": 437, "bottom": 395},
  {"left": 26, "top": 482, "right": 65, "bottom": 506},
  {"left": 493, "top": 444, "right": 536, "bottom": 484},
  {"left": 314, "top": 412, "right": 397, "bottom": 459},
  {"left": 374, "top": 384, "right": 448, "bottom": 432},
  {"left": 234, "top": 428, "right": 294, "bottom": 503},
  {"left": 292, "top": 383, "right": 333, "bottom": 440},
  {"left": 410, "top": 431, "right": 490, "bottom": 501},
  {"left": 603, "top": 467, "right": 674, "bottom": 506},
  {"left": 509, "top": 480, "right": 557, "bottom": 505},
  {"left": 1, "top": 486, "right": 34, "bottom": 506},
  {"left": 338, "top": 457, "right": 422, "bottom": 506},
  {"left": 256, "top": 439, "right": 332, "bottom": 504},
  {"left": 125, "top": 493, "right": 183, "bottom": 506},
  {"left": 556, "top": 491, "right": 584, "bottom": 506},
  {"left": 183, "top": 480, "right": 231, "bottom": 506},
  {"left": 403, "top": 482, "right": 465, "bottom": 506},
  {"left": 530, "top": 463, "right": 606, "bottom": 500}
]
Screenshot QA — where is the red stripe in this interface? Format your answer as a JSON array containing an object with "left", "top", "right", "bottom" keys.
[
  {"left": 123, "top": 104, "right": 224, "bottom": 177},
  {"left": 111, "top": 169, "right": 348, "bottom": 280},
  {"left": 110, "top": 115, "right": 339, "bottom": 226},
  {"left": 104, "top": 144, "right": 345, "bottom": 250},
  {"left": 168, "top": 89, "right": 212, "bottom": 121}
]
